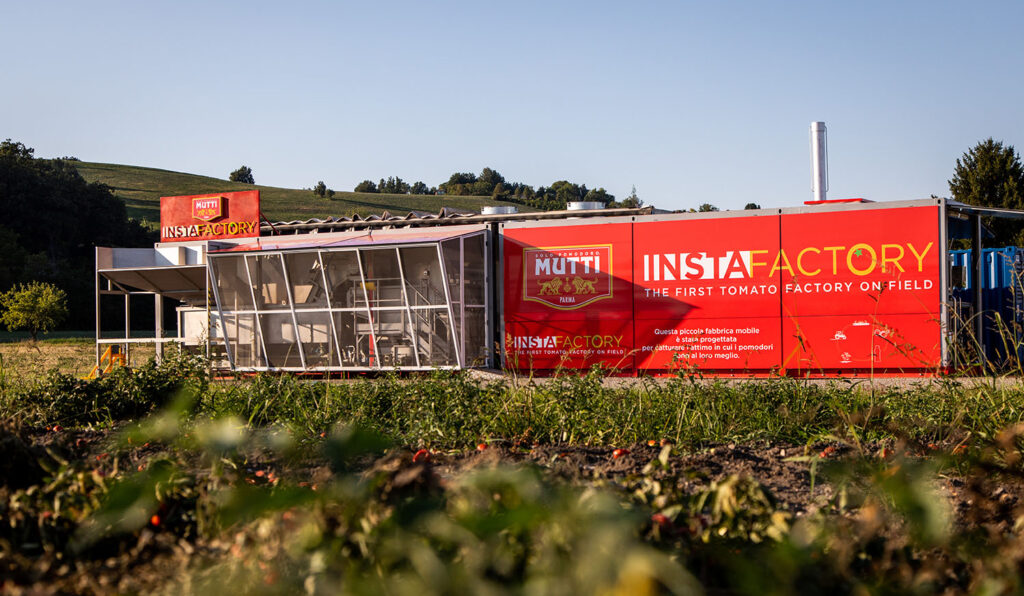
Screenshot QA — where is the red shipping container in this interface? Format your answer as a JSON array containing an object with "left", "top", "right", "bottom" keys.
[{"left": 502, "top": 204, "right": 944, "bottom": 376}]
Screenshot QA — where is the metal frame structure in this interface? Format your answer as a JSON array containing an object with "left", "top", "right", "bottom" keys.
[
  {"left": 204, "top": 231, "right": 491, "bottom": 372},
  {"left": 95, "top": 247, "right": 209, "bottom": 366}
]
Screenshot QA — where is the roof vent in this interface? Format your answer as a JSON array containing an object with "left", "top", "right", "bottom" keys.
[
  {"left": 804, "top": 198, "right": 873, "bottom": 205},
  {"left": 481, "top": 205, "right": 518, "bottom": 215},
  {"left": 567, "top": 201, "right": 605, "bottom": 211}
]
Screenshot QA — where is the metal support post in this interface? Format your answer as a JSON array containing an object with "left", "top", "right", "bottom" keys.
[
  {"left": 95, "top": 249, "right": 101, "bottom": 367},
  {"left": 155, "top": 294, "right": 164, "bottom": 362},
  {"left": 124, "top": 293, "right": 131, "bottom": 365},
  {"left": 972, "top": 214, "right": 985, "bottom": 367}
]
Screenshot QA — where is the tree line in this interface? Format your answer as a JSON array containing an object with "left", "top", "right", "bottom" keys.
[
  {"left": 0, "top": 139, "right": 155, "bottom": 329},
  {"left": 351, "top": 168, "right": 643, "bottom": 210}
]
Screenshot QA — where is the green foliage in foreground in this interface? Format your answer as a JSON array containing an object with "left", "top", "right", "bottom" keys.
[
  {"left": 8, "top": 358, "right": 1024, "bottom": 592},
  {"left": 3, "top": 355, "right": 1024, "bottom": 451},
  {"left": 7, "top": 360, "right": 1024, "bottom": 592}
]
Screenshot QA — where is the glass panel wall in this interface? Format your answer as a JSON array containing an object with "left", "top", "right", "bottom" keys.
[
  {"left": 210, "top": 255, "right": 254, "bottom": 311},
  {"left": 295, "top": 311, "right": 335, "bottom": 368},
  {"left": 359, "top": 249, "right": 404, "bottom": 309},
  {"left": 418, "top": 310, "right": 457, "bottom": 366},
  {"left": 464, "top": 234, "right": 486, "bottom": 306},
  {"left": 248, "top": 255, "right": 290, "bottom": 310},
  {"left": 334, "top": 311, "right": 368, "bottom": 367},
  {"left": 208, "top": 232, "right": 490, "bottom": 371},
  {"left": 399, "top": 246, "right": 446, "bottom": 306},
  {"left": 462, "top": 233, "right": 489, "bottom": 365},
  {"left": 284, "top": 252, "right": 328, "bottom": 308},
  {"left": 259, "top": 312, "right": 303, "bottom": 368},
  {"left": 322, "top": 250, "right": 361, "bottom": 309},
  {"left": 441, "top": 240, "right": 463, "bottom": 366},
  {"left": 464, "top": 308, "right": 488, "bottom": 366},
  {"left": 211, "top": 313, "right": 263, "bottom": 368}
]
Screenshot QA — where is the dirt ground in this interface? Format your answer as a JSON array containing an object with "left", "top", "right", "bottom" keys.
[
  {"left": 433, "top": 440, "right": 835, "bottom": 515},
  {"left": 4, "top": 420, "right": 1024, "bottom": 594}
]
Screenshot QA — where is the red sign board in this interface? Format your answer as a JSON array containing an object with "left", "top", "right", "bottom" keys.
[
  {"left": 632, "top": 214, "right": 782, "bottom": 372},
  {"left": 777, "top": 206, "right": 941, "bottom": 373},
  {"left": 160, "top": 190, "right": 260, "bottom": 242},
  {"left": 502, "top": 205, "right": 943, "bottom": 376},
  {"left": 503, "top": 223, "right": 635, "bottom": 372}
]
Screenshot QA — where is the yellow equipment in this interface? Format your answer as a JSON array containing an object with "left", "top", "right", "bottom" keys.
[{"left": 85, "top": 345, "right": 127, "bottom": 379}]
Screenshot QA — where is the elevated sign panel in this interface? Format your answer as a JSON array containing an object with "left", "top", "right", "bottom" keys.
[{"left": 160, "top": 190, "right": 260, "bottom": 242}]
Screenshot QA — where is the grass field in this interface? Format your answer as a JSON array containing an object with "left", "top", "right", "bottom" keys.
[
  {"left": 73, "top": 162, "right": 532, "bottom": 225},
  {"left": 5, "top": 350, "right": 1024, "bottom": 592},
  {"left": 0, "top": 340, "right": 155, "bottom": 380}
]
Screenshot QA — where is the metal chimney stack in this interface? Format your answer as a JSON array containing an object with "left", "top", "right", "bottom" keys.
[{"left": 810, "top": 121, "right": 828, "bottom": 201}]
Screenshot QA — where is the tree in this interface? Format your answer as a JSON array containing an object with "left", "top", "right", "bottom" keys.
[
  {"left": 379, "top": 176, "right": 410, "bottom": 194},
  {"left": 0, "top": 139, "right": 34, "bottom": 160},
  {"left": 229, "top": 165, "right": 254, "bottom": 184},
  {"left": 312, "top": 181, "right": 334, "bottom": 198},
  {"left": 0, "top": 281, "right": 68, "bottom": 341},
  {"left": 410, "top": 181, "right": 429, "bottom": 195},
  {"left": 744, "top": 202, "right": 761, "bottom": 210},
  {"left": 949, "top": 138, "right": 1024, "bottom": 245},
  {"left": 616, "top": 186, "right": 642, "bottom": 208},
  {"left": 354, "top": 180, "right": 378, "bottom": 193},
  {"left": 584, "top": 187, "right": 614, "bottom": 204},
  {"left": 549, "top": 180, "right": 585, "bottom": 207},
  {"left": 439, "top": 172, "right": 477, "bottom": 195},
  {"left": 0, "top": 140, "right": 154, "bottom": 328},
  {"left": 473, "top": 167, "right": 505, "bottom": 196},
  {"left": 697, "top": 203, "right": 719, "bottom": 212}
]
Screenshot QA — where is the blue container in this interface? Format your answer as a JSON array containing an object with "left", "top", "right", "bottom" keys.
[
  {"left": 949, "top": 246, "right": 1023, "bottom": 291},
  {"left": 948, "top": 246, "right": 1024, "bottom": 361}
]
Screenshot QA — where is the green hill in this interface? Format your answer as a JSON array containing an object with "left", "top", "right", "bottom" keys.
[{"left": 73, "top": 162, "right": 530, "bottom": 225}]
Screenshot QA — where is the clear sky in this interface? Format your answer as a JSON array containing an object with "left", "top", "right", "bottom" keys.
[{"left": 4, "top": 1, "right": 1023, "bottom": 212}]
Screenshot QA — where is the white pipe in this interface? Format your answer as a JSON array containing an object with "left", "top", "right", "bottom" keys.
[{"left": 810, "top": 121, "right": 828, "bottom": 201}]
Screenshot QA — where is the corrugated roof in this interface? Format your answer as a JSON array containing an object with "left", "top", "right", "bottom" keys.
[
  {"left": 211, "top": 224, "right": 486, "bottom": 254},
  {"left": 261, "top": 206, "right": 653, "bottom": 235}
]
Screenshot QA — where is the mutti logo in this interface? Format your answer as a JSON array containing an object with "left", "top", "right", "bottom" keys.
[
  {"left": 523, "top": 245, "right": 612, "bottom": 309},
  {"left": 192, "top": 196, "right": 223, "bottom": 222}
]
